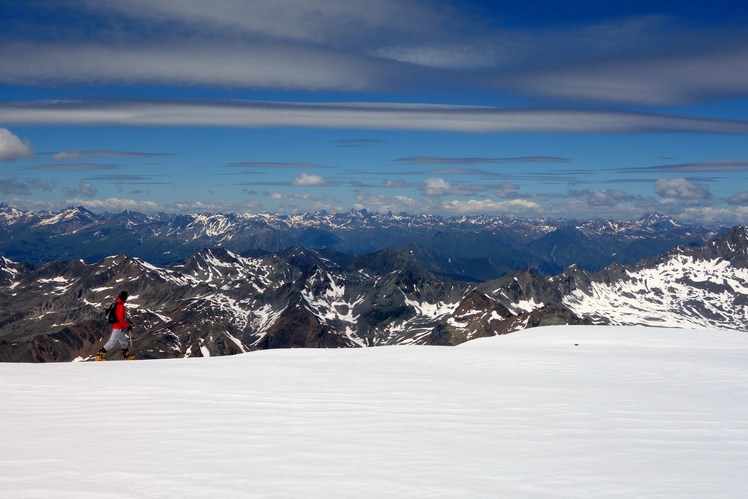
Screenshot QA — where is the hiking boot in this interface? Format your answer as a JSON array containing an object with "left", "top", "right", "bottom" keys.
[
  {"left": 122, "top": 349, "right": 136, "bottom": 360},
  {"left": 93, "top": 348, "right": 107, "bottom": 361}
]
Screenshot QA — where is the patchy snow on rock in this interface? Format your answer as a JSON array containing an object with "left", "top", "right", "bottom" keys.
[
  {"left": 38, "top": 276, "right": 69, "bottom": 284},
  {"left": 187, "top": 214, "right": 236, "bottom": 238},
  {"left": 223, "top": 330, "right": 249, "bottom": 353},
  {"left": 402, "top": 290, "right": 459, "bottom": 319},
  {"left": 250, "top": 303, "right": 284, "bottom": 339},
  {"left": 197, "top": 337, "right": 211, "bottom": 357},
  {"left": 564, "top": 254, "right": 748, "bottom": 330},
  {"left": 511, "top": 297, "right": 544, "bottom": 314}
]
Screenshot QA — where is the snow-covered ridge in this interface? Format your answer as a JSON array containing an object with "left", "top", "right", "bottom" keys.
[
  {"left": 564, "top": 250, "right": 748, "bottom": 331},
  {"left": 34, "top": 206, "right": 97, "bottom": 226},
  {"left": 0, "top": 203, "right": 721, "bottom": 282},
  {"left": 0, "top": 203, "right": 699, "bottom": 233}
]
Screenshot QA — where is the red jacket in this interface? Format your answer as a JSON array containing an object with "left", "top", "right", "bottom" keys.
[{"left": 112, "top": 298, "right": 130, "bottom": 330}]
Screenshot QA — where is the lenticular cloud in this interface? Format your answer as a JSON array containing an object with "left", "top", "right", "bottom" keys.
[{"left": 3, "top": 100, "right": 748, "bottom": 134}]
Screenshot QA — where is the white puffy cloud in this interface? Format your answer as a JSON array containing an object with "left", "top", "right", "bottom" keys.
[
  {"left": 0, "top": 177, "right": 33, "bottom": 196},
  {"left": 269, "top": 192, "right": 310, "bottom": 200},
  {"left": 292, "top": 173, "right": 327, "bottom": 186},
  {"left": 63, "top": 181, "right": 98, "bottom": 199},
  {"left": 678, "top": 206, "right": 748, "bottom": 225},
  {"left": 655, "top": 178, "right": 711, "bottom": 200},
  {"left": 0, "top": 176, "right": 54, "bottom": 196},
  {"left": 441, "top": 198, "right": 542, "bottom": 215},
  {"left": 422, "top": 178, "right": 489, "bottom": 197},
  {"left": 66, "top": 197, "right": 159, "bottom": 211},
  {"left": 495, "top": 183, "right": 520, "bottom": 199},
  {"left": 727, "top": 192, "right": 748, "bottom": 205},
  {"left": 0, "top": 128, "right": 32, "bottom": 161},
  {"left": 572, "top": 189, "right": 633, "bottom": 207},
  {"left": 423, "top": 178, "right": 451, "bottom": 196},
  {"left": 354, "top": 193, "right": 418, "bottom": 213},
  {"left": 385, "top": 179, "right": 406, "bottom": 188}
]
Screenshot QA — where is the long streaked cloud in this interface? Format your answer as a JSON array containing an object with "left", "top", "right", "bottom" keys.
[
  {"left": 52, "top": 150, "right": 169, "bottom": 161},
  {"left": 86, "top": 174, "right": 168, "bottom": 184},
  {"left": 28, "top": 163, "right": 118, "bottom": 171},
  {"left": 2, "top": 2, "right": 747, "bottom": 105},
  {"left": 2, "top": 0, "right": 458, "bottom": 92},
  {"left": 0, "top": 128, "right": 32, "bottom": 162},
  {"left": 616, "top": 160, "right": 748, "bottom": 173},
  {"left": 379, "top": 167, "right": 492, "bottom": 176},
  {"left": 335, "top": 139, "right": 385, "bottom": 147},
  {"left": 3, "top": 100, "right": 748, "bottom": 134},
  {"left": 71, "top": 0, "right": 492, "bottom": 73},
  {"left": 75, "top": 0, "right": 455, "bottom": 47},
  {"left": 0, "top": 41, "right": 394, "bottom": 91},
  {"left": 506, "top": 47, "right": 748, "bottom": 105},
  {"left": 228, "top": 162, "right": 325, "bottom": 169},
  {"left": 420, "top": 168, "right": 490, "bottom": 176},
  {"left": 395, "top": 156, "right": 570, "bottom": 165}
]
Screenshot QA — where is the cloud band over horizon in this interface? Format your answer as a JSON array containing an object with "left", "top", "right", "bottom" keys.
[{"left": 3, "top": 100, "right": 748, "bottom": 135}]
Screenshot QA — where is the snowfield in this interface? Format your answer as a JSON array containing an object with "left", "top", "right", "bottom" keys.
[{"left": 2, "top": 326, "right": 748, "bottom": 498}]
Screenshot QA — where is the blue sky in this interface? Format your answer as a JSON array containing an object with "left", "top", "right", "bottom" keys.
[{"left": 1, "top": 0, "right": 748, "bottom": 224}]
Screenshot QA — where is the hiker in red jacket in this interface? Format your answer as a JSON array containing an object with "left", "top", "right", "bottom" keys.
[{"left": 97, "top": 291, "right": 135, "bottom": 360}]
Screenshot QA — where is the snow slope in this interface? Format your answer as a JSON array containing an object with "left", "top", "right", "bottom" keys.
[{"left": 2, "top": 326, "right": 747, "bottom": 498}]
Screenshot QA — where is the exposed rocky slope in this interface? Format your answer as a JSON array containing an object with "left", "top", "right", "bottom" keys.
[{"left": 0, "top": 206, "right": 744, "bottom": 362}]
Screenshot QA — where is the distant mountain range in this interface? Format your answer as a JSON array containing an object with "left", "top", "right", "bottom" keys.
[
  {"left": 1, "top": 203, "right": 746, "bottom": 362},
  {"left": 0, "top": 203, "right": 720, "bottom": 280}
]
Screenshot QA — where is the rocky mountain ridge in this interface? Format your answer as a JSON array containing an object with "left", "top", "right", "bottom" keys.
[{"left": 1, "top": 226, "right": 746, "bottom": 362}]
